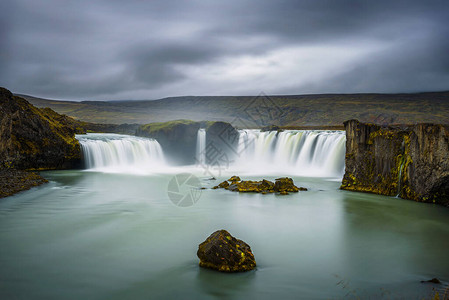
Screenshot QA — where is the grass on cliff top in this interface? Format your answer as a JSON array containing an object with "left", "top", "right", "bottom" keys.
[
  {"left": 139, "top": 119, "right": 199, "bottom": 133},
  {"left": 139, "top": 119, "right": 221, "bottom": 133}
]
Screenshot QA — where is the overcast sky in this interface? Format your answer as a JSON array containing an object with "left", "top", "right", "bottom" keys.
[{"left": 1, "top": 0, "right": 448, "bottom": 100}]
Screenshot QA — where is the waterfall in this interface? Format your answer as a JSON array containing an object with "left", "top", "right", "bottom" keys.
[
  {"left": 76, "top": 133, "right": 165, "bottom": 173},
  {"left": 196, "top": 129, "right": 206, "bottom": 165},
  {"left": 235, "top": 130, "right": 346, "bottom": 177},
  {"left": 76, "top": 130, "right": 345, "bottom": 177}
]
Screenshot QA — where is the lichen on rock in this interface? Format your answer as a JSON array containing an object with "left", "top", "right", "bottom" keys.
[
  {"left": 197, "top": 230, "right": 256, "bottom": 272},
  {"left": 213, "top": 176, "right": 307, "bottom": 194},
  {"left": 0, "top": 87, "right": 82, "bottom": 170},
  {"left": 341, "top": 119, "right": 449, "bottom": 206}
]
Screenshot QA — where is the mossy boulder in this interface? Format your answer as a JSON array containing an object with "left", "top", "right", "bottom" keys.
[
  {"left": 213, "top": 176, "right": 305, "bottom": 194},
  {"left": 228, "top": 176, "right": 241, "bottom": 183},
  {"left": 197, "top": 230, "right": 256, "bottom": 272},
  {"left": 218, "top": 180, "right": 230, "bottom": 188},
  {"left": 274, "top": 177, "right": 300, "bottom": 193}
]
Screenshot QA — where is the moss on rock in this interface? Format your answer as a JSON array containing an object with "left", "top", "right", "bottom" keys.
[{"left": 197, "top": 230, "right": 256, "bottom": 272}]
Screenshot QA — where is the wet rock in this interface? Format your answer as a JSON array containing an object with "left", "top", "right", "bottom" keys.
[
  {"left": 274, "top": 177, "right": 299, "bottom": 193},
  {"left": 341, "top": 119, "right": 449, "bottom": 206},
  {"left": 218, "top": 181, "right": 230, "bottom": 188},
  {"left": 197, "top": 230, "right": 256, "bottom": 272},
  {"left": 0, "top": 168, "right": 48, "bottom": 198},
  {"left": 421, "top": 278, "right": 441, "bottom": 284},
  {"left": 228, "top": 176, "right": 241, "bottom": 183},
  {"left": 298, "top": 187, "right": 308, "bottom": 191},
  {"left": 212, "top": 176, "right": 303, "bottom": 194}
]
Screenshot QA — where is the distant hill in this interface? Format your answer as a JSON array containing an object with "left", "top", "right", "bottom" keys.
[{"left": 17, "top": 92, "right": 449, "bottom": 127}]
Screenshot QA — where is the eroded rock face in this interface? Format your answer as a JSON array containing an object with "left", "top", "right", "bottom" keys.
[
  {"left": 341, "top": 119, "right": 449, "bottom": 206},
  {"left": 197, "top": 230, "right": 256, "bottom": 272},
  {"left": 136, "top": 120, "right": 238, "bottom": 165},
  {"left": 0, "top": 87, "right": 82, "bottom": 170}
]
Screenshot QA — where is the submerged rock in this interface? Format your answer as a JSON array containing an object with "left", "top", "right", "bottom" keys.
[
  {"left": 213, "top": 176, "right": 306, "bottom": 194},
  {"left": 421, "top": 278, "right": 441, "bottom": 284},
  {"left": 197, "top": 230, "right": 256, "bottom": 272}
]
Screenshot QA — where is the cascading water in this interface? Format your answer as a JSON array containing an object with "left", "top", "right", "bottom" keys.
[
  {"left": 235, "top": 130, "right": 346, "bottom": 177},
  {"left": 76, "top": 130, "right": 345, "bottom": 177},
  {"left": 196, "top": 129, "right": 206, "bottom": 165},
  {"left": 77, "top": 133, "right": 165, "bottom": 173}
]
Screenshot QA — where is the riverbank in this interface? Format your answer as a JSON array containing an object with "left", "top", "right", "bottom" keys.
[{"left": 0, "top": 168, "right": 48, "bottom": 198}]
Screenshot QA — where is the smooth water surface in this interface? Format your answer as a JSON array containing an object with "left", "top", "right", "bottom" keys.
[{"left": 1, "top": 169, "right": 448, "bottom": 299}]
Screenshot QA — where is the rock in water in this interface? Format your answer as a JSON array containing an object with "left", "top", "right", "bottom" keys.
[
  {"left": 274, "top": 177, "right": 300, "bottom": 193},
  {"left": 421, "top": 278, "right": 441, "bottom": 284},
  {"left": 197, "top": 230, "right": 256, "bottom": 272}
]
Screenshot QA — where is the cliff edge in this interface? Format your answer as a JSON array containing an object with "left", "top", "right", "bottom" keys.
[
  {"left": 0, "top": 87, "right": 82, "bottom": 170},
  {"left": 341, "top": 120, "right": 449, "bottom": 206}
]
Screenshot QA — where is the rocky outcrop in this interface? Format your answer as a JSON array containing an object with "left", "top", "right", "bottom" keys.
[
  {"left": 261, "top": 124, "right": 282, "bottom": 132},
  {"left": 0, "top": 169, "right": 48, "bottom": 198},
  {"left": 197, "top": 230, "right": 256, "bottom": 272},
  {"left": 136, "top": 120, "right": 239, "bottom": 165},
  {"left": 213, "top": 176, "right": 307, "bottom": 195},
  {"left": 0, "top": 87, "right": 82, "bottom": 170},
  {"left": 341, "top": 120, "right": 449, "bottom": 206}
]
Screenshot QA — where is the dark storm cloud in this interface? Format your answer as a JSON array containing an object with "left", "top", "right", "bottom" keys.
[{"left": 0, "top": 0, "right": 448, "bottom": 100}]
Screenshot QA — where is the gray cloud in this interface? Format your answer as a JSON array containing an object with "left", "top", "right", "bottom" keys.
[{"left": 0, "top": 0, "right": 448, "bottom": 100}]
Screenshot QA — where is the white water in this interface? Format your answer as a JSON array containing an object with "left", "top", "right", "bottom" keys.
[
  {"left": 196, "top": 129, "right": 206, "bottom": 166},
  {"left": 77, "top": 133, "right": 166, "bottom": 174},
  {"left": 77, "top": 130, "right": 345, "bottom": 178},
  {"left": 235, "top": 130, "right": 346, "bottom": 177}
]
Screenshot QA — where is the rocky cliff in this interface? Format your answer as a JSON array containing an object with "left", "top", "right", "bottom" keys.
[
  {"left": 0, "top": 87, "right": 82, "bottom": 170},
  {"left": 341, "top": 120, "right": 449, "bottom": 206},
  {"left": 136, "top": 120, "right": 239, "bottom": 165}
]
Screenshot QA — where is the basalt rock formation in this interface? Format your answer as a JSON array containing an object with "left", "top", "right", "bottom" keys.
[
  {"left": 197, "top": 230, "right": 256, "bottom": 272},
  {"left": 136, "top": 120, "right": 238, "bottom": 165},
  {"left": 0, "top": 87, "right": 82, "bottom": 170},
  {"left": 213, "top": 176, "right": 307, "bottom": 195},
  {"left": 341, "top": 119, "right": 449, "bottom": 206}
]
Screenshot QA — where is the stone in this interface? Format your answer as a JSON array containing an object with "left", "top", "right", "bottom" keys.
[
  {"left": 341, "top": 119, "right": 449, "bottom": 206},
  {"left": 197, "top": 230, "right": 256, "bottom": 272},
  {"left": 228, "top": 176, "right": 241, "bottom": 183},
  {"left": 274, "top": 177, "right": 299, "bottom": 192},
  {"left": 421, "top": 278, "right": 441, "bottom": 284},
  {"left": 0, "top": 87, "right": 82, "bottom": 170},
  {"left": 218, "top": 180, "right": 230, "bottom": 188},
  {"left": 212, "top": 176, "right": 303, "bottom": 195}
]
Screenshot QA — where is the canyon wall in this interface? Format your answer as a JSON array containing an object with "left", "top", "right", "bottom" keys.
[
  {"left": 136, "top": 120, "right": 238, "bottom": 165},
  {"left": 341, "top": 120, "right": 449, "bottom": 206}
]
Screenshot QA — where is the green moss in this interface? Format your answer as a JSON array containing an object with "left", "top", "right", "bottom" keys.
[{"left": 140, "top": 119, "right": 199, "bottom": 133}]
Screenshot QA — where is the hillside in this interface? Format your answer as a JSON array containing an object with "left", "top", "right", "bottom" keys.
[
  {"left": 1, "top": 88, "right": 82, "bottom": 170},
  {"left": 18, "top": 92, "right": 449, "bottom": 127}
]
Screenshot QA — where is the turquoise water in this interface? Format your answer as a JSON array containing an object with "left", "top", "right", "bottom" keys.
[{"left": 0, "top": 170, "right": 448, "bottom": 299}]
